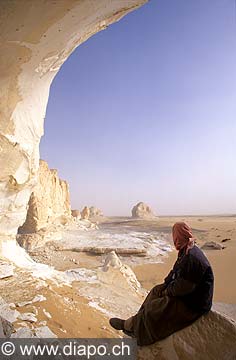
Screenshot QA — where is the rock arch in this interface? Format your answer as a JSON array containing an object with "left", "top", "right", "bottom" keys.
[{"left": 0, "top": 0, "right": 147, "bottom": 256}]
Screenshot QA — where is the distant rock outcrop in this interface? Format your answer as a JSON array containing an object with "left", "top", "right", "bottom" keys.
[
  {"left": 81, "top": 206, "right": 90, "bottom": 220},
  {"left": 132, "top": 202, "right": 156, "bottom": 219},
  {"left": 89, "top": 206, "right": 103, "bottom": 218},
  {"left": 18, "top": 160, "right": 71, "bottom": 234}
]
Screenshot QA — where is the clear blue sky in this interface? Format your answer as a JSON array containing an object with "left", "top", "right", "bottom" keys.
[{"left": 40, "top": 0, "right": 236, "bottom": 216}]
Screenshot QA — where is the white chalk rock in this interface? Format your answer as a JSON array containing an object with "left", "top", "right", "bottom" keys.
[
  {"left": 137, "top": 310, "right": 236, "bottom": 360},
  {"left": 0, "top": 297, "right": 20, "bottom": 323},
  {"left": 18, "top": 313, "right": 37, "bottom": 323},
  {"left": 102, "top": 250, "right": 123, "bottom": 271},
  {"left": 32, "top": 294, "right": 46, "bottom": 303},
  {"left": 34, "top": 326, "right": 57, "bottom": 338}
]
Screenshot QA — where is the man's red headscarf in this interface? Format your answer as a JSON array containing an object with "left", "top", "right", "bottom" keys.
[{"left": 172, "top": 222, "right": 195, "bottom": 254}]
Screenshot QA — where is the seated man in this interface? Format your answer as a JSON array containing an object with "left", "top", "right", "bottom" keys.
[{"left": 109, "top": 222, "right": 214, "bottom": 346}]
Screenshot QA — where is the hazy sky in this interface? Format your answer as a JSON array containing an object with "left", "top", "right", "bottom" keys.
[{"left": 40, "top": 0, "right": 236, "bottom": 216}]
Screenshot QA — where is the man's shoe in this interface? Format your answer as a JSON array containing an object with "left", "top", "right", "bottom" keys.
[{"left": 109, "top": 318, "right": 125, "bottom": 330}]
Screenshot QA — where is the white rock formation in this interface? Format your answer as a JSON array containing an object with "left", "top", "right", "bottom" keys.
[
  {"left": 18, "top": 312, "right": 37, "bottom": 323},
  {"left": 102, "top": 251, "right": 141, "bottom": 292},
  {"left": 18, "top": 160, "right": 71, "bottom": 233},
  {"left": 137, "top": 310, "right": 236, "bottom": 360},
  {"left": 81, "top": 206, "right": 90, "bottom": 220},
  {"left": 102, "top": 250, "right": 123, "bottom": 271},
  {"left": 0, "top": 0, "right": 147, "bottom": 258},
  {"left": 0, "top": 297, "right": 20, "bottom": 323},
  {"left": 132, "top": 202, "right": 156, "bottom": 219}
]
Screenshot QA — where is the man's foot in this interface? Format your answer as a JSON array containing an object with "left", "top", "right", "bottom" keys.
[{"left": 109, "top": 318, "right": 125, "bottom": 330}]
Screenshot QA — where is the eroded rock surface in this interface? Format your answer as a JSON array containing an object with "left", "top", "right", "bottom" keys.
[
  {"left": 137, "top": 310, "right": 236, "bottom": 360},
  {"left": 18, "top": 160, "right": 71, "bottom": 234}
]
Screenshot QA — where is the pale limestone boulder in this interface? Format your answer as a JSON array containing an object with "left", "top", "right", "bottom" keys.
[
  {"left": 18, "top": 160, "right": 71, "bottom": 234},
  {"left": 132, "top": 202, "right": 156, "bottom": 219},
  {"left": 100, "top": 251, "right": 142, "bottom": 293},
  {"left": 102, "top": 250, "right": 123, "bottom": 271},
  {"left": 137, "top": 310, "right": 236, "bottom": 360},
  {"left": 81, "top": 206, "right": 90, "bottom": 220}
]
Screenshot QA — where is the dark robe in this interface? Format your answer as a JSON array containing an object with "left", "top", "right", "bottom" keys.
[{"left": 129, "top": 245, "right": 214, "bottom": 346}]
